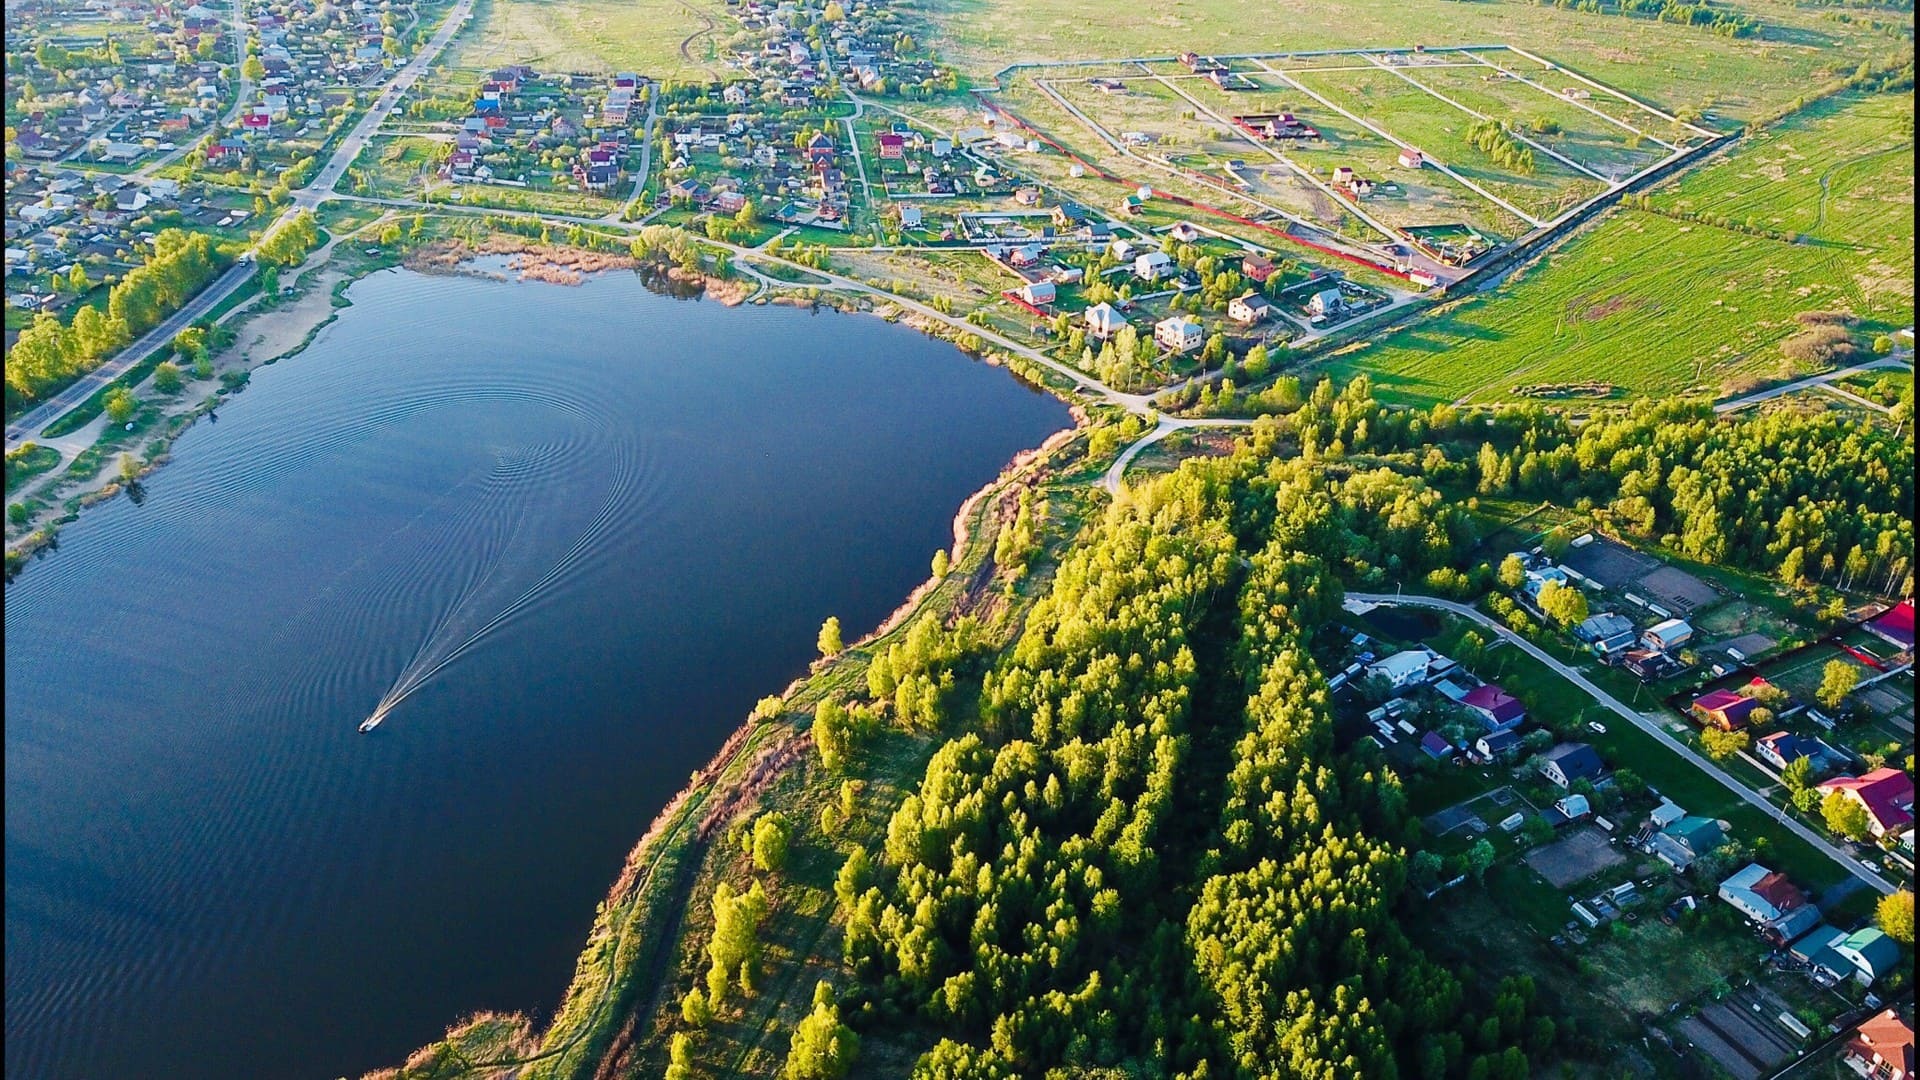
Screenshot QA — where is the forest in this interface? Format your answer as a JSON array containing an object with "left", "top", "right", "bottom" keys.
[{"left": 656, "top": 383, "right": 1913, "bottom": 1079}]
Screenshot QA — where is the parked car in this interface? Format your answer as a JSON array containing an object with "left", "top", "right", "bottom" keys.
[{"left": 1588, "top": 721, "right": 1608, "bottom": 734}]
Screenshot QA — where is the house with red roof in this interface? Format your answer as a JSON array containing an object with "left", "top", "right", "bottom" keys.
[
  {"left": 1844, "top": 1008, "right": 1913, "bottom": 1080},
  {"left": 1818, "top": 768, "right": 1915, "bottom": 838},
  {"left": 1461, "top": 683, "right": 1525, "bottom": 733},
  {"left": 1691, "top": 689, "right": 1760, "bottom": 731},
  {"left": 1866, "top": 600, "right": 1916, "bottom": 652}
]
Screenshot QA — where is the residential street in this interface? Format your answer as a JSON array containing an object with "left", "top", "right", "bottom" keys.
[{"left": 1347, "top": 592, "right": 1898, "bottom": 896}]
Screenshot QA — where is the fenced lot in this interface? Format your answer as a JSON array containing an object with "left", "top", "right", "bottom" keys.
[{"left": 1525, "top": 825, "right": 1626, "bottom": 889}]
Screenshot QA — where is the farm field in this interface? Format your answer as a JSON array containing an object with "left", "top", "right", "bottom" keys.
[
  {"left": 929, "top": 0, "right": 1901, "bottom": 126},
  {"left": 1331, "top": 210, "right": 1901, "bottom": 406},
  {"left": 440, "top": 0, "right": 719, "bottom": 79},
  {"left": 1650, "top": 92, "right": 1914, "bottom": 282}
]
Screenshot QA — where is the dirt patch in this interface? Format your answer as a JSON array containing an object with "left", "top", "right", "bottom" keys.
[{"left": 1526, "top": 826, "right": 1627, "bottom": 889}]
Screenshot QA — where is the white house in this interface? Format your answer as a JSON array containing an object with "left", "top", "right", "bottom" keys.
[
  {"left": 1134, "top": 250, "right": 1173, "bottom": 281},
  {"left": 1228, "top": 291, "right": 1272, "bottom": 325},
  {"left": 1084, "top": 302, "right": 1126, "bottom": 339},
  {"left": 1367, "top": 648, "right": 1437, "bottom": 691},
  {"left": 1154, "top": 316, "right": 1203, "bottom": 354},
  {"left": 1169, "top": 221, "right": 1201, "bottom": 242},
  {"left": 1308, "top": 288, "right": 1343, "bottom": 317}
]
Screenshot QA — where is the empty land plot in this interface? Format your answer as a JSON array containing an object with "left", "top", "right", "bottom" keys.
[
  {"left": 1289, "top": 66, "right": 1608, "bottom": 221},
  {"left": 1154, "top": 72, "right": 1532, "bottom": 239},
  {"left": 1335, "top": 210, "right": 1891, "bottom": 406},
  {"left": 1404, "top": 63, "right": 1673, "bottom": 180},
  {"left": 928, "top": 0, "right": 1900, "bottom": 124},
  {"left": 441, "top": 0, "right": 712, "bottom": 78},
  {"left": 1526, "top": 826, "right": 1626, "bottom": 888},
  {"left": 1651, "top": 93, "right": 1914, "bottom": 299}
]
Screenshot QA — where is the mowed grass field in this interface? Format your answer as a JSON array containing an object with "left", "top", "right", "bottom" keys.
[
  {"left": 931, "top": 0, "right": 1906, "bottom": 125},
  {"left": 442, "top": 0, "right": 722, "bottom": 78},
  {"left": 1333, "top": 209, "right": 1896, "bottom": 405}
]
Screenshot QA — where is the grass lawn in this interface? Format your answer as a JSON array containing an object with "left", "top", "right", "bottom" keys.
[
  {"left": 443, "top": 0, "right": 723, "bottom": 79},
  {"left": 5, "top": 443, "right": 62, "bottom": 490},
  {"left": 1332, "top": 209, "right": 1902, "bottom": 406}
]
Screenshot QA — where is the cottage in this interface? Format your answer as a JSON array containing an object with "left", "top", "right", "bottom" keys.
[
  {"left": 1240, "top": 252, "right": 1275, "bottom": 283},
  {"left": 1690, "top": 689, "right": 1759, "bottom": 731},
  {"left": 1762, "top": 904, "right": 1822, "bottom": 947},
  {"left": 1716, "top": 863, "right": 1805, "bottom": 924},
  {"left": 1154, "top": 316, "right": 1203, "bottom": 354},
  {"left": 1018, "top": 280, "right": 1056, "bottom": 305},
  {"left": 1574, "top": 612, "right": 1634, "bottom": 643},
  {"left": 877, "top": 132, "right": 905, "bottom": 159},
  {"left": 1307, "top": 288, "right": 1343, "bottom": 318},
  {"left": 1842, "top": 1009, "right": 1914, "bottom": 1080},
  {"left": 1642, "top": 618, "right": 1693, "bottom": 653},
  {"left": 1227, "top": 291, "right": 1272, "bottom": 325},
  {"left": 898, "top": 205, "right": 923, "bottom": 229},
  {"left": 1133, "top": 250, "right": 1173, "bottom": 281},
  {"left": 1817, "top": 768, "right": 1915, "bottom": 838},
  {"left": 1755, "top": 732, "right": 1839, "bottom": 774},
  {"left": 1420, "top": 731, "right": 1453, "bottom": 760},
  {"left": 1331, "top": 166, "right": 1355, "bottom": 185},
  {"left": 1649, "top": 816, "right": 1727, "bottom": 871},
  {"left": 1083, "top": 302, "right": 1125, "bottom": 340},
  {"left": 805, "top": 131, "right": 835, "bottom": 163},
  {"left": 1049, "top": 265, "right": 1085, "bottom": 285},
  {"left": 1168, "top": 221, "right": 1201, "bottom": 242},
  {"left": 1398, "top": 148, "right": 1424, "bottom": 169},
  {"left": 1539, "top": 742, "right": 1603, "bottom": 788},
  {"left": 1461, "top": 684, "right": 1525, "bottom": 733}
]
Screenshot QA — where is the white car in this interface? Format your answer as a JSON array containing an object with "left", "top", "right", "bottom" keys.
[{"left": 1588, "top": 721, "right": 1608, "bottom": 735}]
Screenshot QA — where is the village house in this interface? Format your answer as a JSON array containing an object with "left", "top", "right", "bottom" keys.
[
  {"left": 1018, "top": 280, "right": 1055, "bottom": 306},
  {"left": 1227, "top": 291, "right": 1271, "bottom": 325},
  {"left": 1716, "top": 863, "right": 1806, "bottom": 925},
  {"left": 1307, "top": 288, "right": 1343, "bottom": 318},
  {"left": 1398, "top": 148, "right": 1424, "bottom": 169},
  {"left": 1690, "top": 688, "right": 1760, "bottom": 731},
  {"left": 1830, "top": 927, "right": 1903, "bottom": 985},
  {"left": 1538, "top": 742, "right": 1603, "bottom": 788},
  {"left": 1133, "top": 249, "right": 1173, "bottom": 281},
  {"left": 1817, "top": 768, "right": 1915, "bottom": 838},
  {"left": 1367, "top": 648, "right": 1447, "bottom": 692},
  {"left": 1642, "top": 618, "right": 1694, "bottom": 653},
  {"left": 1842, "top": 1008, "right": 1913, "bottom": 1080},
  {"left": 1153, "top": 315, "right": 1203, "bottom": 354},
  {"left": 1240, "top": 251, "right": 1275, "bottom": 282},
  {"left": 1461, "top": 683, "right": 1524, "bottom": 733},
  {"left": 1083, "top": 302, "right": 1125, "bottom": 340},
  {"left": 1648, "top": 815, "right": 1727, "bottom": 871}
]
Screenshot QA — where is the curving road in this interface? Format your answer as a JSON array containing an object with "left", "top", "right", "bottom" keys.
[{"left": 1347, "top": 592, "right": 1897, "bottom": 895}]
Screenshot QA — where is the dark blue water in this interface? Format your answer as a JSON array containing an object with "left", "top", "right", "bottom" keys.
[{"left": 3, "top": 268, "right": 1069, "bottom": 1080}]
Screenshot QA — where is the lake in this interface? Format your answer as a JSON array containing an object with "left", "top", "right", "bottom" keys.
[{"left": 3, "top": 268, "right": 1071, "bottom": 1079}]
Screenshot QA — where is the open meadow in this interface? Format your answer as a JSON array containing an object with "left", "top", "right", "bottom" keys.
[
  {"left": 1331, "top": 209, "right": 1902, "bottom": 405},
  {"left": 440, "top": 0, "right": 722, "bottom": 79},
  {"left": 929, "top": 0, "right": 1906, "bottom": 126}
]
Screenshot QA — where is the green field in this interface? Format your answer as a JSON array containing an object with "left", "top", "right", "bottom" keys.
[
  {"left": 1651, "top": 92, "right": 1914, "bottom": 276},
  {"left": 1332, "top": 85, "right": 1915, "bottom": 409},
  {"left": 932, "top": 0, "right": 1906, "bottom": 126},
  {"left": 443, "top": 0, "right": 722, "bottom": 78}
]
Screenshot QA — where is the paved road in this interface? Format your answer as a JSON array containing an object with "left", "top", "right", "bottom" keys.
[
  {"left": 1346, "top": 592, "right": 1897, "bottom": 896},
  {"left": 5, "top": 0, "right": 476, "bottom": 452},
  {"left": 5, "top": 260, "right": 256, "bottom": 447},
  {"left": 1714, "top": 354, "right": 1911, "bottom": 414}
]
